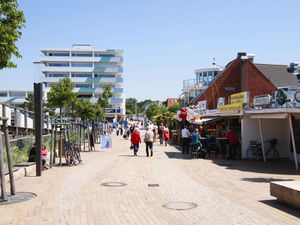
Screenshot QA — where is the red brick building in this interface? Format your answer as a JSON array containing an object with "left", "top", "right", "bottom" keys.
[
  {"left": 166, "top": 98, "right": 179, "bottom": 108},
  {"left": 190, "top": 53, "right": 278, "bottom": 109}
]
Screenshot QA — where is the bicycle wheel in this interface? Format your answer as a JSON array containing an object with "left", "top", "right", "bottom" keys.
[
  {"left": 273, "top": 148, "right": 280, "bottom": 159},
  {"left": 247, "top": 147, "right": 252, "bottom": 159},
  {"left": 64, "top": 150, "right": 72, "bottom": 166}
]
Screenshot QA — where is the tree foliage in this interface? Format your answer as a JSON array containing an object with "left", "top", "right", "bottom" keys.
[
  {"left": 46, "top": 78, "right": 76, "bottom": 118},
  {"left": 75, "top": 99, "right": 95, "bottom": 120},
  {"left": 125, "top": 97, "right": 138, "bottom": 115},
  {"left": 0, "top": 0, "right": 25, "bottom": 69},
  {"left": 145, "top": 103, "right": 161, "bottom": 120},
  {"left": 22, "top": 93, "right": 34, "bottom": 111},
  {"left": 168, "top": 102, "right": 181, "bottom": 113},
  {"left": 98, "top": 84, "right": 113, "bottom": 108}
]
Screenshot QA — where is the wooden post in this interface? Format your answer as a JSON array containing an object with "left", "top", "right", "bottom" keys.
[
  {"left": 258, "top": 118, "right": 266, "bottom": 162},
  {"left": 14, "top": 107, "right": 18, "bottom": 137},
  {"left": 0, "top": 129, "right": 8, "bottom": 202},
  {"left": 53, "top": 124, "right": 57, "bottom": 165},
  {"left": 59, "top": 128, "right": 62, "bottom": 166},
  {"left": 289, "top": 113, "right": 299, "bottom": 171},
  {"left": 2, "top": 106, "right": 15, "bottom": 195},
  {"left": 34, "top": 83, "right": 43, "bottom": 176},
  {"left": 50, "top": 125, "right": 54, "bottom": 166}
]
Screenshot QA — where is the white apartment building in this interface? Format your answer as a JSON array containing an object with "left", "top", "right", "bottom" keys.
[
  {"left": 182, "top": 66, "right": 223, "bottom": 105},
  {"left": 39, "top": 44, "right": 125, "bottom": 120}
]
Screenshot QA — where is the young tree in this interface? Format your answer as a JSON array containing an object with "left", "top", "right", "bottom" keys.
[
  {"left": 22, "top": 93, "right": 34, "bottom": 111},
  {"left": 145, "top": 103, "right": 160, "bottom": 120},
  {"left": 46, "top": 78, "right": 76, "bottom": 121},
  {"left": 97, "top": 84, "right": 113, "bottom": 108},
  {"left": 168, "top": 102, "right": 181, "bottom": 113},
  {"left": 0, "top": 0, "right": 25, "bottom": 69},
  {"left": 125, "top": 98, "right": 138, "bottom": 115},
  {"left": 75, "top": 99, "right": 95, "bottom": 121}
]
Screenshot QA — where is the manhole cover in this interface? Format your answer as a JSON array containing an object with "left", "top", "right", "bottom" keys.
[
  {"left": 0, "top": 192, "right": 36, "bottom": 205},
  {"left": 101, "top": 182, "right": 127, "bottom": 187},
  {"left": 148, "top": 184, "right": 159, "bottom": 187},
  {"left": 163, "top": 201, "right": 197, "bottom": 210}
]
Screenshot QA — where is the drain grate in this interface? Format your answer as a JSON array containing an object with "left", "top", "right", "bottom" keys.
[
  {"left": 0, "top": 192, "right": 37, "bottom": 205},
  {"left": 148, "top": 184, "right": 159, "bottom": 187},
  {"left": 101, "top": 182, "right": 127, "bottom": 187},
  {"left": 163, "top": 201, "right": 197, "bottom": 210}
]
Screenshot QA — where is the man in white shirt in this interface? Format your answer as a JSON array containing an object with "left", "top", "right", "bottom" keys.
[{"left": 181, "top": 126, "right": 191, "bottom": 154}]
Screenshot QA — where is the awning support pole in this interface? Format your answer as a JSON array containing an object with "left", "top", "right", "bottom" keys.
[
  {"left": 288, "top": 113, "right": 298, "bottom": 171},
  {"left": 258, "top": 118, "right": 266, "bottom": 162}
]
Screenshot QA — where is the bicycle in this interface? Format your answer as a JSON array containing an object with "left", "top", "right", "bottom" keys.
[
  {"left": 265, "top": 138, "right": 280, "bottom": 158},
  {"left": 64, "top": 141, "right": 82, "bottom": 166},
  {"left": 247, "top": 138, "right": 280, "bottom": 160}
]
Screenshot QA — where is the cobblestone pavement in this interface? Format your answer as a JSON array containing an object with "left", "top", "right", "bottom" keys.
[{"left": 1, "top": 134, "right": 300, "bottom": 225}]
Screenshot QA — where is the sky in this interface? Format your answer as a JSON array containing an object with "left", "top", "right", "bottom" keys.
[{"left": 1, "top": 0, "right": 300, "bottom": 101}]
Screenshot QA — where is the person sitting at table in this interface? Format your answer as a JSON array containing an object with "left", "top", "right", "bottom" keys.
[{"left": 191, "top": 128, "right": 201, "bottom": 147}]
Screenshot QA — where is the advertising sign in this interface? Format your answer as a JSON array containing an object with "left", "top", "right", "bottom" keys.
[
  {"left": 217, "top": 97, "right": 225, "bottom": 108},
  {"left": 198, "top": 100, "right": 207, "bottom": 110},
  {"left": 253, "top": 94, "right": 271, "bottom": 107},
  {"left": 220, "top": 91, "right": 249, "bottom": 113}
]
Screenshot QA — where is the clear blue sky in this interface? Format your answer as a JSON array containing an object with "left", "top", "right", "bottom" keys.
[{"left": 1, "top": 0, "right": 300, "bottom": 101}]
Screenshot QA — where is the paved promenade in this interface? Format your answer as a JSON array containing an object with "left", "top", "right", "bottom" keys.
[{"left": 1, "top": 134, "right": 300, "bottom": 225}]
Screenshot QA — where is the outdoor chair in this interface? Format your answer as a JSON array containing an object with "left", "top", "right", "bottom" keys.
[{"left": 204, "top": 135, "right": 219, "bottom": 159}]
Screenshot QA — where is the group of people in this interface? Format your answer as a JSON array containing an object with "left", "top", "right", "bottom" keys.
[
  {"left": 129, "top": 122, "right": 170, "bottom": 157},
  {"left": 28, "top": 145, "right": 51, "bottom": 170},
  {"left": 181, "top": 125, "right": 239, "bottom": 159}
]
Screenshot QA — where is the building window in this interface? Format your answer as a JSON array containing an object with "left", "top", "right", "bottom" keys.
[
  {"left": 47, "top": 62, "right": 70, "bottom": 67},
  {"left": 94, "top": 53, "right": 115, "bottom": 57},
  {"left": 46, "top": 73, "right": 69, "bottom": 78},
  {"left": 214, "top": 71, "right": 219, "bottom": 77},
  {"left": 75, "top": 84, "right": 92, "bottom": 88},
  {"left": 0, "top": 92, "right": 7, "bottom": 97},
  {"left": 203, "top": 72, "right": 208, "bottom": 86},
  {"left": 208, "top": 71, "right": 213, "bottom": 83},
  {"left": 71, "top": 52, "right": 93, "bottom": 57},
  {"left": 77, "top": 94, "right": 93, "bottom": 99},
  {"left": 71, "top": 73, "right": 92, "bottom": 78},
  {"left": 94, "top": 74, "right": 115, "bottom": 78},
  {"left": 71, "top": 62, "right": 93, "bottom": 67},
  {"left": 48, "top": 52, "right": 69, "bottom": 56}
]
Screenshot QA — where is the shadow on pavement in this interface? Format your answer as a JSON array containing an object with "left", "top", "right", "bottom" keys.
[
  {"left": 260, "top": 200, "right": 300, "bottom": 218},
  {"left": 241, "top": 177, "right": 294, "bottom": 183},
  {"left": 164, "top": 152, "right": 192, "bottom": 160},
  {"left": 212, "top": 160, "right": 300, "bottom": 175}
]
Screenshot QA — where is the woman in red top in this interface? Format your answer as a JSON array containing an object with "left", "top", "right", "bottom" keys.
[
  {"left": 131, "top": 129, "right": 141, "bottom": 156},
  {"left": 163, "top": 126, "right": 170, "bottom": 146},
  {"left": 226, "top": 127, "right": 238, "bottom": 160}
]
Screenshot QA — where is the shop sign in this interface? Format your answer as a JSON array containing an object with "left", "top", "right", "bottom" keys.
[
  {"left": 253, "top": 94, "right": 271, "bottom": 107},
  {"left": 276, "top": 89, "right": 287, "bottom": 105},
  {"left": 217, "top": 97, "right": 225, "bottom": 108},
  {"left": 220, "top": 91, "right": 248, "bottom": 113},
  {"left": 220, "top": 103, "right": 243, "bottom": 112},
  {"left": 230, "top": 91, "right": 249, "bottom": 104},
  {"left": 104, "top": 108, "right": 116, "bottom": 113},
  {"left": 198, "top": 100, "right": 207, "bottom": 109}
]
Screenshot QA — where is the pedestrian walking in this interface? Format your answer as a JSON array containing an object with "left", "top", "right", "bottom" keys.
[
  {"left": 158, "top": 124, "right": 164, "bottom": 145},
  {"left": 181, "top": 125, "right": 191, "bottom": 154},
  {"left": 144, "top": 126, "right": 154, "bottom": 157},
  {"left": 163, "top": 126, "right": 170, "bottom": 146},
  {"left": 131, "top": 128, "right": 141, "bottom": 156}
]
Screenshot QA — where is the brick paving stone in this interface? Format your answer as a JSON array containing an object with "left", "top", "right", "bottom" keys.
[{"left": 0, "top": 133, "right": 300, "bottom": 225}]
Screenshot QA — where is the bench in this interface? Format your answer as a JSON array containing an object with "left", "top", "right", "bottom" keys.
[{"left": 270, "top": 181, "right": 300, "bottom": 209}]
